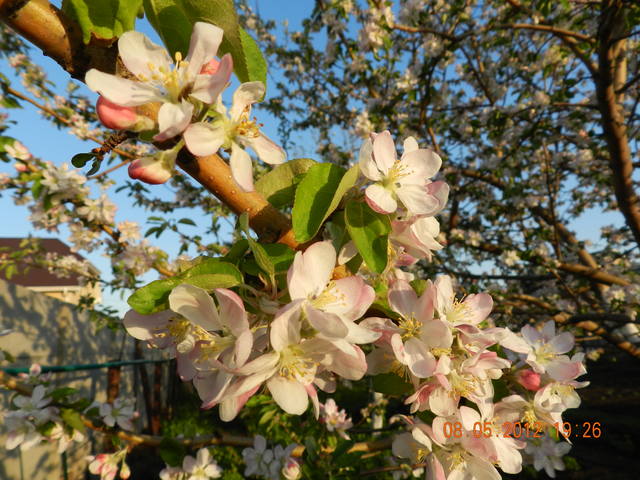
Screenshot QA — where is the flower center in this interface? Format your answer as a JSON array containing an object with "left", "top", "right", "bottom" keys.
[
  {"left": 140, "top": 52, "right": 191, "bottom": 102},
  {"left": 383, "top": 160, "right": 411, "bottom": 188},
  {"left": 234, "top": 106, "right": 261, "bottom": 139},
  {"left": 445, "top": 298, "right": 471, "bottom": 324},
  {"left": 310, "top": 282, "right": 345, "bottom": 310},
  {"left": 278, "top": 345, "right": 318, "bottom": 382},
  {"left": 399, "top": 316, "right": 421, "bottom": 340},
  {"left": 449, "top": 369, "right": 478, "bottom": 397}
]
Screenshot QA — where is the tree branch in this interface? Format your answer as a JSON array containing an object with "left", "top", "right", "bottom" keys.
[
  {"left": 595, "top": 1, "right": 640, "bottom": 249},
  {"left": 0, "top": 0, "right": 299, "bottom": 249}
]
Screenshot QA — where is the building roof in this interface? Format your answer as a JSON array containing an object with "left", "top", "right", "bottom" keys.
[{"left": 0, "top": 238, "right": 91, "bottom": 288}]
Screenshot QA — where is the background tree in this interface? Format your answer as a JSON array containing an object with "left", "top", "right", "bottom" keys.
[{"left": 244, "top": 0, "right": 640, "bottom": 357}]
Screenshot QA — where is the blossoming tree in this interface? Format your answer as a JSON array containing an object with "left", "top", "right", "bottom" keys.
[{"left": 0, "top": 0, "right": 632, "bottom": 478}]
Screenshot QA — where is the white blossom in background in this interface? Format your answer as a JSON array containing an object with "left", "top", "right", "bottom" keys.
[
  {"left": 320, "top": 398, "right": 353, "bottom": 439},
  {"left": 182, "top": 448, "right": 223, "bottom": 479},
  {"left": 99, "top": 397, "right": 137, "bottom": 430},
  {"left": 117, "top": 221, "right": 141, "bottom": 242},
  {"left": 523, "top": 435, "right": 571, "bottom": 478},
  {"left": 76, "top": 194, "right": 117, "bottom": 224},
  {"left": 242, "top": 435, "right": 299, "bottom": 480}
]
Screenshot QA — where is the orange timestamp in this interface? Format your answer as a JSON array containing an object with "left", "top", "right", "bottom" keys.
[{"left": 442, "top": 421, "right": 602, "bottom": 439}]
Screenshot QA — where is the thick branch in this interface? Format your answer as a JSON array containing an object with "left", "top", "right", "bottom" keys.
[
  {"left": 595, "top": 1, "right": 640, "bottom": 248},
  {"left": 0, "top": 0, "right": 299, "bottom": 249}
]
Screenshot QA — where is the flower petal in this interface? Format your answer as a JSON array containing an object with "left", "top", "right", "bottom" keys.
[
  {"left": 185, "top": 22, "right": 224, "bottom": 80},
  {"left": 230, "top": 143, "right": 254, "bottom": 191},
  {"left": 358, "top": 138, "right": 381, "bottom": 181},
  {"left": 85, "top": 70, "right": 160, "bottom": 106},
  {"left": 305, "top": 305, "right": 349, "bottom": 339},
  {"left": 118, "top": 31, "right": 172, "bottom": 79},
  {"left": 230, "top": 81, "right": 265, "bottom": 121},
  {"left": 267, "top": 376, "right": 308, "bottom": 415},
  {"left": 214, "top": 288, "right": 248, "bottom": 336},
  {"left": 123, "top": 309, "right": 172, "bottom": 340},
  {"left": 169, "top": 284, "right": 222, "bottom": 331},
  {"left": 372, "top": 130, "right": 396, "bottom": 175},
  {"left": 396, "top": 184, "right": 440, "bottom": 215},
  {"left": 191, "top": 53, "right": 233, "bottom": 104},
  {"left": 388, "top": 280, "right": 418, "bottom": 319},
  {"left": 183, "top": 122, "right": 226, "bottom": 157},
  {"left": 365, "top": 184, "right": 397, "bottom": 214},
  {"left": 153, "top": 101, "right": 193, "bottom": 141},
  {"left": 243, "top": 133, "right": 286, "bottom": 165},
  {"left": 403, "top": 136, "right": 419, "bottom": 154},
  {"left": 288, "top": 241, "right": 336, "bottom": 300},
  {"left": 128, "top": 155, "right": 173, "bottom": 184},
  {"left": 401, "top": 148, "right": 442, "bottom": 180}
]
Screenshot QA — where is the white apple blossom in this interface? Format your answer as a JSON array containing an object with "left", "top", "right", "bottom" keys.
[
  {"left": 184, "top": 81, "right": 286, "bottom": 191},
  {"left": 99, "top": 397, "right": 137, "bottom": 430},
  {"left": 182, "top": 448, "right": 222, "bottom": 480},
  {"left": 359, "top": 131, "right": 442, "bottom": 215},
  {"left": 86, "top": 22, "right": 232, "bottom": 142},
  {"left": 523, "top": 434, "right": 571, "bottom": 478},
  {"left": 320, "top": 398, "right": 353, "bottom": 439}
]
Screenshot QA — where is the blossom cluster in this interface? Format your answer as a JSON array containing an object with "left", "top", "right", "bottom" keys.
[
  {"left": 159, "top": 448, "right": 222, "bottom": 480},
  {"left": 390, "top": 319, "right": 587, "bottom": 479},
  {"left": 121, "top": 130, "right": 586, "bottom": 478},
  {"left": 241, "top": 435, "right": 301, "bottom": 480},
  {"left": 86, "top": 23, "right": 285, "bottom": 190},
  {"left": 2, "top": 366, "right": 85, "bottom": 454}
]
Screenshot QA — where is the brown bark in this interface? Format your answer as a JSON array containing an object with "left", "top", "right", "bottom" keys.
[
  {"left": 0, "top": 0, "right": 298, "bottom": 250},
  {"left": 596, "top": 1, "right": 640, "bottom": 248}
]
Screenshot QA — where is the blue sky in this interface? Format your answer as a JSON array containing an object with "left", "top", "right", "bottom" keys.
[
  {"left": 0, "top": 2, "right": 317, "bottom": 315},
  {"left": 0, "top": 1, "right": 624, "bottom": 315}
]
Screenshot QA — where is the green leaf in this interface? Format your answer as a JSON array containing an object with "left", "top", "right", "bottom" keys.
[
  {"left": 178, "top": 218, "right": 196, "bottom": 226},
  {"left": 180, "top": 0, "right": 267, "bottom": 84},
  {"left": 145, "top": 0, "right": 268, "bottom": 85},
  {"left": 255, "top": 158, "right": 316, "bottom": 207},
  {"left": 50, "top": 387, "right": 78, "bottom": 402},
  {"left": 372, "top": 373, "right": 412, "bottom": 396},
  {"left": 62, "top": 0, "right": 143, "bottom": 43},
  {"left": 60, "top": 408, "right": 86, "bottom": 433},
  {"left": 238, "top": 212, "right": 274, "bottom": 276},
  {"left": 71, "top": 152, "right": 94, "bottom": 168},
  {"left": 292, "top": 163, "right": 358, "bottom": 242},
  {"left": 0, "top": 136, "right": 16, "bottom": 152},
  {"left": 261, "top": 244, "right": 295, "bottom": 273},
  {"left": 159, "top": 438, "right": 187, "bottom": 467},
  {"left": 238, "top": 26, "right": 268, "bottom": 86},
  {"left": 127, "top": 257, "right": 242, "bottom": 314},
  {"left": 143, "top": 0, "right": 191, "bottom": 56},
  {"left": 86, "top": 158, "right": 102, "bottom": 176},
  {"left": 345, "top": 201, "right": 390, "bottom": 273}
]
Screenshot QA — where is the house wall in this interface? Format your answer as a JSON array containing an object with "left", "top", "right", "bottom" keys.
[{"left": 0, "top": 278, "right": 147, "bottom": 480}]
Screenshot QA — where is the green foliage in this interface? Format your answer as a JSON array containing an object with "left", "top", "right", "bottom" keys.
[
  {"left": 255, "top": 158, "right": 316, "bottom": 207},
  {"left": 143, "top": 0, "right": 267, "bottom": 85},
  {"left": 127, "top": 257, "right": 243, "bottom": 314},
  {"left": 62, "top": 0, "right": 143, "bottom": 42},
  {"left": 60, "top": 408, "right": 86, "bottom": 433},
  {"left": 371, "top": 373, "right": 413, "bottom": 396},
  {"left": 159, "top": 438, "right": 187, "bottom": 467},
  {"left": 344, "top": 201, "right": 390, "bottom": 274},
  {"left": 292, "top": 163, "right": 358, "bottom": 243}
]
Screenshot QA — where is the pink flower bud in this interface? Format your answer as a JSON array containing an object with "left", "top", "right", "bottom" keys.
[
  {"left": 128, "top": 157, "right": 172, "bottom": 185},
  {"left": 14, "top": 163, "right": 28, "bottom": 172},
  {"left": 200, "top": 58, "right": 221, "bottom": 75},
  {"left": 516, "top": 369, "right": 541, "bottom": 391},
  {"left": 96, "top": 96, "right": 138, "bottom": 130}
]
